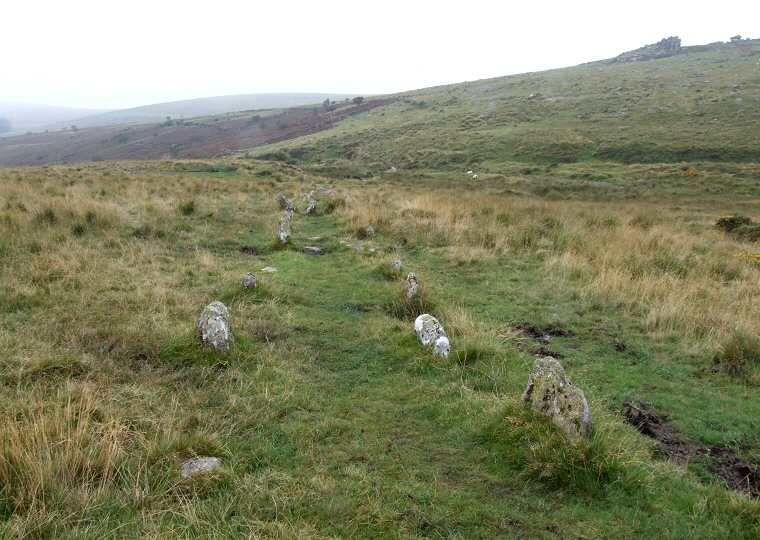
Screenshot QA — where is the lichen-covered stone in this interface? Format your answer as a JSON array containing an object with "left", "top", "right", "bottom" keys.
[
  {"left": 197, "top": 301, "right": 232, "bottom": 354},
  {"left": 522, "top": 356, "right": 592, "bottom": 438},
  {"left": 392, "top": 259, "right": 403, "bottom": 271},
  {"left": 181, "top": 457, "right": 222, "bottom": 478},
  {"left": 414, "top": 314, "right": 450, "bottom": 358},
  {"left": 306, "top": 200, "right": 317, "bottom": 214},
  {"left": 404, "top": 273, "right": 419, "bottom": 298},
  {"left": 276, "top": 193, "right": 295, "bottom": 212},
  {"left": 365, "top": 226, "right": 375, "bottom": 237},
  {"left": 278, "top": 212, "right": 292, "bottom": 245},
  {"left": 261, "top": 267, "right": 277, "bottom": 273},
  {"left": 242, "top": 272, "right": 257, "bottom": 289},
  {"left": 304, "top": 246, "right": 325, "bottom": 255}
]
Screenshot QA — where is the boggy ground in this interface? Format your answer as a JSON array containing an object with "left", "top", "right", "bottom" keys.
[{"left": 0, "top": 159, "right": 759, "bottom": 538}]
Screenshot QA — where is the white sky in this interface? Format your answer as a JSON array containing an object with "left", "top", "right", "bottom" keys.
[{"left": 1, "top": 1, "right": 757, "bottom": 110}]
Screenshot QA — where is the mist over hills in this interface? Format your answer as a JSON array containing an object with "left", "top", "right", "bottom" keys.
[
  {"left": 40, "top": 93, "right": 364, "bottom": 132},
  {"left": 1, "top": 38, "right": 757, "bottom": 167},
  {"left": 0, "top": 102, "right": 113, "bottom": 132},
  {"left": 0, "top": 93, "right": 362, "bottom": 135}
]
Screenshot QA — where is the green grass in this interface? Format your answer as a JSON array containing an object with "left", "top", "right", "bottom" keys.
[
  {"left": 1, "top": 159, "right": 759, "bottom": 537},
  {"left": 249, "top": 39, "right": 760, "bottom": 176}
]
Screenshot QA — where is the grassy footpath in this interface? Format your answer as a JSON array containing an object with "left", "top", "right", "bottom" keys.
[{"left": 1, "top": 159, "right": 759, "bottom": 538}]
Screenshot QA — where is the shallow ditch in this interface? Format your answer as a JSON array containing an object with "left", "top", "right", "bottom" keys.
[
  {"left": 515, "top": 322, "right": 574, "bottom": 358},
  {"left": 623, "top": 401, "right": 759, "bottom": 497}
]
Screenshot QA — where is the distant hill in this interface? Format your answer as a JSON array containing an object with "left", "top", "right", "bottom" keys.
[
  {"left": 251, "top": 38, "right": 760, "bottom": 171},
  {"left": 0, "top": 102, "right": 113, "bottom": 132},
  {"left": 2, "top": 38, "right": 758, "bottom": 168},
  {"left": 41, "top": 93, "right": 363, "bottom": 131},
  {"left": 0, "top": 97, "right": 389, "bottom": 166}
]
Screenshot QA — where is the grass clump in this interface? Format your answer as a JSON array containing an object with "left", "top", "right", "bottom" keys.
[
  {"left": 323, "top": 197, "right": 346, "bottom": 214},
  {"left": 384, "top": 284, "right": 437, "bottom": 321},
  {"left": 34, "top": 207, "right": 57, "bottom": 225},
  {"left": 480, "top": 399, "right": 657, "bottom": 497},
  {"left": 453, "top": 338, "right": 497, "bottom": 366},
  {"left": 713, "top": 330, "right": 760, "bottom": 377},
  {"left": 179, "top": 200, "right": 196, "bottom": 216},
  {"left": 0, "top": 386, "right": 128, "bottom": 521}
]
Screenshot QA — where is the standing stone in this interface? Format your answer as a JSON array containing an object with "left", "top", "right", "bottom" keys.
[
  {"left": 242, "top": 272, "right": 258, "bottom": 289},
  {"left": 304, "top": 246, "right": 325, "bottom": 255},
  {"left": 306, "top": 200, "right": 318, "bottom": 214},
  {"left": 276, "top": 193, "right": 295, "bottom": 212},
  {"left": 340, "top": 240, "right": 363, "bottom": 250},
  {"left": 278, "top": 211, "right": 292, "bottom": 245},
  {"left": 197, "top": 301, "right": 232, "bottom": 354},
  {"left": 522, "top": 356, "right": 592, "bottom": 438},
  {"left": 392, "top": 259, "right": 403, "bottom": 272},
  {"left": 414, "top": 314, "right": 451, "bottom": 358},
  {"left": 404, "top": 272, "right": 419, "bottom": 298},
  {"left": 181, "top": 457, "right": 222, "bottom": 478},
  {"left": 365, "top": 226, "right": 375, "bottom": 237}
]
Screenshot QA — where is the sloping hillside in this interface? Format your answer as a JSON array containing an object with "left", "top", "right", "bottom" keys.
[
  {"left": 40, "top": 93, "right": 364, "bottom": 131},
  {"left": 0, "top": 40, "right": 760, "bottom": 171},
  {"left": 2, "top": 39, "right": 757, "bottom": 169},
  {"left": 0, "top": 98, "right": 388, "bottom": 166},
  {"left": 254, "top": 39, "right": 760, "bottom": 172}
]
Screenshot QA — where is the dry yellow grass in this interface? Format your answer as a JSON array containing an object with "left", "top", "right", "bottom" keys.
[{"left": 347, "top": 186, "right": 760, "bottom": 349}]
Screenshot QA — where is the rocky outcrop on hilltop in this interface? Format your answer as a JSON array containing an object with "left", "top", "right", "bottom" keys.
[{"left": 603, "top": 36, "right": 682, "bottom": 64}]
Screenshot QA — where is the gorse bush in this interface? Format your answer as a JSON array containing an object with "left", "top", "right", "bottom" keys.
[
  {"left": 736, "top": 251, "right": 760, "bottom": 267},
  {"left": 716, "top": 215, "right": 752, "bottom": 233},
  {"left": 716, "top": 215, "right": 760, "bottom": 242}
]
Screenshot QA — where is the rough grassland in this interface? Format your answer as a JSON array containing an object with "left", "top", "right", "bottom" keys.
[
  {"left": 254, "top": 39, "right": 760, "bottom": 173},
  {"left": 1, "top": 159, "right": 758, "bottom": 538}
]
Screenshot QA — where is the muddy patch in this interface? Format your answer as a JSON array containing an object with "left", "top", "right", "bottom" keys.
[
  {"left": 516, "top": 323, "right": 574, "bottom": 343},
  {"left": 623, "top": 401, "right": 697, "bottom": 466},
  {"left": 623, "top": 401, "right": 759, "bottom": 497},
  {"left": 530, "top": 346, "right": 564, "bottom": 358},
  {"left": 704, "top": 446, "right": 760, "bottom": 497},
  {"left": 515, "top": 323, "right": 573, "bottom": 357}
]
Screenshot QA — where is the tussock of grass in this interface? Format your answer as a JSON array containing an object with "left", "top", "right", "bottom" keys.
[
  {"left": 714, "top": 331, "right": 760, "bottom": 377},
  {"left": 453, "top": 339, "right": 497, "bottom": 366},
  {"left": 480, "top": 398, "right": 661, "bottom": 496},
  {"left": 384, "top": 286, "right": 437, "bottom": 321},
  {"left": 0, "top": 385, "right": 129, "bottom": 519},
  {"left": 370, "top": 261, "right": 403, "bottom": 281}
]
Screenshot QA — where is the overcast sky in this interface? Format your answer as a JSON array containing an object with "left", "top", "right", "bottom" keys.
[{"left": 2, "top": 1, "right": 756, "bottom": 110}]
